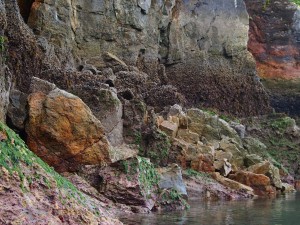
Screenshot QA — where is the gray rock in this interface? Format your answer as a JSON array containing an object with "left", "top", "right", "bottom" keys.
[
  {"left": 7, "top": 89, "right": 27, "bottom": 129},
  {"left": 230, "top": 122, "right": 246, "bottom": 139},
  {"left": 158, "top": 164, "right": 187, "bottom": 196},
  {"left": 30, "top": 77, "right": 56, "bottom": 95},
  {"left": 0, "top": 66, "right": 10, "bottom": 122},
  {"left": 27, "top": 0, "right": 270, "bottom": 116}
]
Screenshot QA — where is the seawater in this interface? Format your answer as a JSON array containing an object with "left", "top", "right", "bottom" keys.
[{"left": 120, "top": 192, "right": 300, "bottom": 225}]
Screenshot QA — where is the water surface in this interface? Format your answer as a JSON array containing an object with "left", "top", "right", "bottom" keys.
[{"left": 120, "top": 192, "right": 300, "bottom": 225}]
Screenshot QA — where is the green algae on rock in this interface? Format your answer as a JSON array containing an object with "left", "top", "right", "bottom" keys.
[{"left": 0, "top": 122, "right": 122, "bottom": 224}]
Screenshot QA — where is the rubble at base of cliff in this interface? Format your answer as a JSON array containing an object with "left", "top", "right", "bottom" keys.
[{"left": 0, "top": 0, "right": 299, "bottom": 224}]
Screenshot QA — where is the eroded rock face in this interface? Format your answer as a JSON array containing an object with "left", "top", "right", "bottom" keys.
[
  {"left": 229, "top": 171, "right": 276, "bottom": 196},
  {"left": 245, "top": 0, "right": 300, "bottom": 116},
  {"left": 26, "top": 88, "right": 114, "bottom": 172},
  {"left": 246, "top": 0, "right": 300, "bottom": 80},
  {"left": 27, "top": 0, "right": 270, "bottom": 116},
  {"left": 0, "top": 0, "right": 11, "bottom": 122}
]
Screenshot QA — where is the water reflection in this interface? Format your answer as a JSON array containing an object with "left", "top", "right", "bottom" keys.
[{"left": 120, "top": 193, "right": 300, "bottom": 225}]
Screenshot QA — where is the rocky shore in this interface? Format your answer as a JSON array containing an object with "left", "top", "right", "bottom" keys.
[{"left": 0, "top": 0, "right": 299, "bottom": 224}]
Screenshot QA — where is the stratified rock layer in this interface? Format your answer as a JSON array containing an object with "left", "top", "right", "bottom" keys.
[{"left": 245, "top": 0, "right": 300, "bottom": 116}]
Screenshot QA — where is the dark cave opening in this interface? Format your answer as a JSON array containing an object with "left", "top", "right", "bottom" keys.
[{"left": 17, "top": 0, "right": 35, "bottom": 23}]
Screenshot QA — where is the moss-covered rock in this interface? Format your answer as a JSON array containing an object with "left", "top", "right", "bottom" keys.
[{"left": 0, "top": 122, "right": 121, "bottom": 224}]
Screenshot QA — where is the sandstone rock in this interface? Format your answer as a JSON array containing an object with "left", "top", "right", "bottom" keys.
[
  {"left": 247, "top": 161, "right": 282, "bottom": 189},
  {"left": 187, "top": 109, "right": 241, "bottom": 141},
  {"left": 229, "top": 171, "right": 275, "bottom": 196},
  {"left": 213, "top": 159, "right": 232, "bottom": 177},
  {"left": 245, "top": 0, "right": 300, "bottom": 116},
  {"left": 177, "top": 129, "right": 199, "bottom": 144},
  {"left": 30, "top": 76, "right": 56, "bottom": 94},
  {"left": 244, "top": 154, "right": 264, "bottom": 167},
  {"left": 185, "top": 171, "right": 254, "bottom": 200},
  {"left": 159, "top": 120, "right": 178, "bottom": 138},
  {"left": 157, "top": 164, "right": 187, "bottom": 196},
  {"left": 168, "top": 104, "right": 185, "bottom": 117},
  {"left": 191, "top": 154, "right": 215, "bottom": 173},
  {"left": 230, "top": 122, "right": 246, "bottom": 139},
  {"left": 212, "top": 172, "right": 254, "bottom": 195},
  {"left": 91, "top": 89, "right": 123, "bottom": 146},
  {"left": 215, "top": 150, "right": 233, "bottom": 162},
  {"left": 103, "top": 52, "right": 128, "bottom": 67},
  {"left": 219, "top": 137, "right": 245, "bottom": 169},
  {"left": 26, "top": 88, "right": 115, "bottom": 172}
]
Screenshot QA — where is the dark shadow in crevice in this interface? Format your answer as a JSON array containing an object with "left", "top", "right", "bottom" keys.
[{"left": 17, "top": 0, "right": 35, "bottom": 23}]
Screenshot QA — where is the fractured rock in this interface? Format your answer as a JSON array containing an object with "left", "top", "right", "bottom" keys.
[
  {"left": 191, "top": 154, "right": 215, "bottom": 173},
  {"left": 26, "top": 88, "right": 115, "bottom": 172},
  {"left": 159, "top": 120, "right": 178, "bottom": 138},
  {"left": 247, "top": 161, "right": 282, "bottom": 189},
  {"left": 229, "top": 171, "right": 275, "bottom": 196}
]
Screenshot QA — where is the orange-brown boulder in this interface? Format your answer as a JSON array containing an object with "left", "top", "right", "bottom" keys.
[
  {"left": 26, "top": 88, "right": 114, "bottom": 172},
  {"left": 229, "top": 171, "right": 276, "bottom": 196},
  {"left": 191, "top": 154, "right": 215, "bottom": 173}
]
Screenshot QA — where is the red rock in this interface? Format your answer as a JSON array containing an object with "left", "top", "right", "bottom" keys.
[
  {"left": 191, "top": 154, "right": 215, "bottom": 173},
  {"left": 26, "top": 89, "right": 113, "bottom": 172},
  {"left": 246, "top": 0, "right": 300, "bottom": 80},
  {"left": 229, "top": 171, "right": 276, "bottom": 196}
]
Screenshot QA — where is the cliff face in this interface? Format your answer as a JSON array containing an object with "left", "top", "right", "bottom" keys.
[
  {"left": 23, "top": 0, "right": 270, "bottom": 116},
  {"left": 245, "top": 0, "right": 300, "bottom": 116},
  {"left": 246, "top": 0, "right": 300, "bottom": 80}
]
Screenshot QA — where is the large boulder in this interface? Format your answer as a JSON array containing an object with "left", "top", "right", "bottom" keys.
[
  {"left": 229, "top": 171, "right": 276, "bottom": 196},
  {"left": 212, "top": 172, "right": 254, "bottom": 195},
  {"left": 26, "top": 87, "right": 127, "bottom": 172},
  {"left": 247, "top": 161, "right": 282, "bottom": 189}
]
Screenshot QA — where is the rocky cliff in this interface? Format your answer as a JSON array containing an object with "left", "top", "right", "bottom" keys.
[
  {"left": 0, "top": 0, "right": 299, "bottom": 224},
  {"left": 14, "top": 0, "right": 270, "bottom": 116},
  {"left": 245, "top": 0, "right": 300, "bottom": 116}
]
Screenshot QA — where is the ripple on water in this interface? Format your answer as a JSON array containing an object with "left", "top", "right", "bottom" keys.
[{"left": 119, "top": 192, "right": 300, "bottom": 225}]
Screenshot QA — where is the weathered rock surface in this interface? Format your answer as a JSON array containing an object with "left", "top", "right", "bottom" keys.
[
  {"left": 98, "top": 157, "right": 158, "bottom": 212},
  {"left": 7, "top": 89, "right": 27, "bottom": 129},
  {"left": 0, "top": 122, "right": 122, "bottom": 225},
  {"left": 157, "top": 164, "right": 187, "bottom": 196},
  {"left": 212, "top": 172, "right": 254, "bottom": 195},
  {"left": 184, "top": 171, "right": 254, "bottom": 200},
  {"left": 0, "top": 0, "right": 10, "bottom": 123},
  {"left": 245, "top": 0, "right": 300, "bottom": 116},
  {"left": 26, "top": 0, "right": 271, "bottom": 116},
  {"left": 247, "top": 161, "right": 282, "bottom": 189},
  {"left": 229, "top": 171, "right": 275, "bottom": 196},
  {"left": 246, "top": 0, "right": 300, "bottom": 80},
  {"left": 26, "top": 87, "right": 119, "bottom": 172}
]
